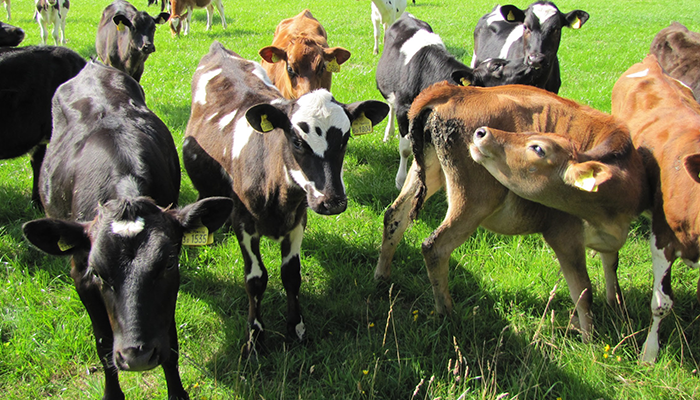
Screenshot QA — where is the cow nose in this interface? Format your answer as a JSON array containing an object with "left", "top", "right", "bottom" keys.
[
  {"left": 474, "top": 127, "right": 490, "bottom": 142},
  {"left": 526, "top": 54, "right": 545, "bottom": 69},
  {"left": 322, "top": 196, "right": 347, "bottom": 215},
  {"left": 142, "top": 43, "right": 155, "bottom": 54},
  {"left": 115, "top": 345, "right": 158, "bottom": 371}
]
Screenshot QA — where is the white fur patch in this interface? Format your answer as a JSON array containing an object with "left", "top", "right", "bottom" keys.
[
  {"left": 251, "top": 61, "right": 277, "bottom": 89},
  {"left": 242, "top": 231, "right": 264, "bottom": 281},
  {"left": 486, "top": 6, "right": 505, "bottom": 25},
  {"left": 290, "top": 90, "right": 350, "bottom": 157},
  {"left": 289, "top": 168, "right": 324, "bottom": 198},
  {"left": 111, "top": 217, "right": 145, "bottom": 237},
  {"left": 232, "top": 117, "right": 255, "bottom": 159},
  {"left": 194, "top": 68, "right": 222, "bottom": 105},
  {"left": 531, "top": 4, "right": 558, "bottom": 25},
  {"left": 218, "top": 110, "right": 237, "bottom": 130},
  {"left": 295, "top": 317, "right": 306, "bottom": 339},
  {"left": 281, "top": 223, "right": 304, "bottom": 266},
  {"left": 400, "top": 29, "right": 445, "bottom": 66},
  {"left": 499, "top": 24, "right": 524, "bottom": 59},
  {"left": 626, "top": 69, "right": 649, "bottom": 78}
]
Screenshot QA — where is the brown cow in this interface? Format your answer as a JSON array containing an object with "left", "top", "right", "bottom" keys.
[
  {"left": 259, "top": 9, "right": 351, "bottom": 100},
  {"left": 612, "top": 54, "right": 700, "bottom": 362},
  {"left": 168, "top": 0, "right": 226, "bottom": 36},
  {"left": 650, "top": 22, "right": 700, "bottom": 102},
  {"left": 377, "top": 82, "right": 647, "bottom": 341}
]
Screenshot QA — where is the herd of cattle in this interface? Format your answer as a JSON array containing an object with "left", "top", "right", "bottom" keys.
[{"left": 2, "top": 0, "right": 700, "bottom": 398}]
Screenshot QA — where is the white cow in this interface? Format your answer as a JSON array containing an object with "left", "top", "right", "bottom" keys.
[{"left": 371, "top": 0, "right": 411, "bottom": 55}]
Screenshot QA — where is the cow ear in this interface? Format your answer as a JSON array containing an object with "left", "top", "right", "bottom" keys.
[
  {"left": 22, "top": 219, "right": 91, "bottom": 256},
  {"left": 154, "top": 12, "right": 170, "bottom": 25},
  {"left": 346, "top": 100, "right": 390, "bottom": 128},
  {"left": 177, "top": 197, "right": 234, "bottom": 232},
  {"left": 259, "top": 46, "right": 287, "bottom": 64},
  {"left": 113, "top": 14, "right": 133, "bottom": 30},
  {"left": 563, "top": 161, "right": 613, "bottom": 192},
  {"left": 245, "top": 103, "right": 291, "bottom": 133},
  {"left": 565, "top": 10, "right": 589, "bottom": 30},
  {"left": 451, "top": 69, "right": 476, "bottom": 86},
  {"left": 499, "top": 5, "right": 525, "bottom": 23},
  {"left": 324, "top": 47, "right": 351, "bottom": 65},
  {"left": 683, "top": 154, "right": 700, "bottom": 184}
]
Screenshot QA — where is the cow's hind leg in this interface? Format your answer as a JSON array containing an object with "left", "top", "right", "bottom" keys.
[
  {"left": 280, "top": 220, "right": 306, "bottom": 342},
  {"left": 214, "top": 0, "right": 227, "bottom": 29},
  {"left": 162, "top": 320, "right": 188, "bottom": 400},
  {"left": 28, "top": 143, "right": 46, "bottom": 208},
  {"left": 204, "top": 4, "right": 213, "bottom": 31},
  {"left": 600, "top": 251, "right": 624, "bottom": 310},
  {"left": 235, "top": 222, "right": 268, "bottom": 356},
  {"left": 641, "top": 232, "right": 674, "bottom": 363}
]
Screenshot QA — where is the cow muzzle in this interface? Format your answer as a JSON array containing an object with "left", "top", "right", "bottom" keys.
[
  {"left": 470, "top": 127, "right": 496, "bottom": 162},
  {"left": 526, "top": 53, "right": 546, "bottom": 70},
  {"left": 141, "top": 43, "right": 155, "bottom": 54},
  {"left": 310, "top": 195, "right": 347, "bottom": 215},
  {"left": 115, "top": 344, "right": 160, "bottom": 371}
]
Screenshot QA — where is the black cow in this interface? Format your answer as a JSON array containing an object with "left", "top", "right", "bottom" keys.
[
  {"left": 96, "top": 0, "right": 169, "bottom": 82},
  {"left": 22, "top": 61, "right": 233, "bottom": 400},
  {"left": 0, "top": 20, "right": 24, "bottom": 46},
  {"left": 0, "top": 45, "right": 85, "bottom": 205},
  {"left": 182, "top": 41, "right": 388, "bottom": 354},
  {"left": 376, "top": 12, "right": 534, "bottom": 189},
  {"left": 471, "top": 1, "right": 588, "bottom": 93},
  {"left": 650, "top": 22, "right": 700, "bottom": 102}
]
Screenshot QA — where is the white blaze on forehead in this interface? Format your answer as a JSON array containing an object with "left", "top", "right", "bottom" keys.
[
  {"left": 400, "top": 29, "right": 445, "bottom": 66},
  {"left": 194, "top": 68, "right": 222, "bottom": 105},
  {"left": 250, "top": 60, "right": 277, "bottom": 89},
  {"left": 218, "top": 110, "right": 237, "bottom": 130},
  {"left": 626, "top": 68, "right": 649, "bottom": 78},
  {"left": 499, "top": 24, "right": 524, "bottom": 59},
  {"left": 486, "top": 6, "right": 505, "bottom": 25},
  {"left": 111, "top": 217, "right": 145, "bottom": 237},
  {"left": 291, "top": 90, "right": 350, "bottom": 157},
  {"left": 232, "top": 117, "right": 255, "bottom": 159},
  {"left": 531, "top": 4, "right": 558, "bottom": 25},
  {"left": 289, "top": 168, "right": 324, "bottom": 198}
]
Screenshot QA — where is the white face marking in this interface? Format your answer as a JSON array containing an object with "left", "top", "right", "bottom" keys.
[
  {"left": 290, "top": 90, "right": 350, "bottom": 157},
  {"left": 288, "top": 168, "right": 324, "bottom": 198},
  {"left": 206, "top": 112, "right": 219, "bottom": 122},
  {"left": 242, "top": 231, "right": 264, "bottom": 281},
  {"left": 218, "top": 110, "right": 237, "bottom": 130},
  {"left": 250, "top": 61, "right": 277, "bottom": 89},
  {"left": 531, "top": 4, "right": 558, "bottom": 25},
  {"left": 486, "top": 6, "right": 505, "bottom": 25},
  {"left": 499, "top": 24, "right": 524, "bottom": 59},
  {"left": 194, "top": 68, "right": 222, "bottom": 105},
  {"left": 400, "top": 29, "right": 445, "bottom": 66},
  {"left": 111, "top": 217, "right": 145, "bottom": 237},
  {"left": 626, "top": 68, "right": 649, "bottom": 78},
  {"left": 232, "top": 117, "right": 255, "bottom": 159}
]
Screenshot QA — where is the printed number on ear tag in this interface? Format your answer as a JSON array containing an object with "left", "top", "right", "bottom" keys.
[
  {"left": 183, "top": 226, "right": 214, "bottom": 246},
  {"left": 259, "top": 114, "right": 274, "bottom": 132},
  {"left": 327, "top": 58, "right": 340, "bottom": 73},
  {"left": 352, "top": 113, "right": 372, "bottom": 136},
  {"left": 57, "top": 237, "right": 74, "bottom": 252}
]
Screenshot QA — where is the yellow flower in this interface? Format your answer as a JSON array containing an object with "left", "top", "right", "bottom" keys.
[
  {"left": 616, "top": 356, "right": 622, "bottom": 362},
  {"left": 413, "top": 314, "right": 419, "bottom": 322},
  {"left": 369, "top": 322, "right": 375, "bottom": 328},
  {"left": 604, "top": 344, "right": 611, "bottom": 352},
  {"left": 603, "top": 353, "right": 609, "bottom": 359},
  {"left": 412, "top": 310, "right": 419, "bottom": 315},
  {"left": 363, "top": 370, "right": 369, "bottom": 375}
]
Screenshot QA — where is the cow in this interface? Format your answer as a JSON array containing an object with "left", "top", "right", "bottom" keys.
[
  {"left": 370, "top": 0, "right": 407, "bottom": 55},
  {"left": 182, "top": 41, "right": 389, "bottom": 354},
  {"left": 259, "top": 9, "right": 351, "bottom": 101},
  {"left": 35, "top": 0, "right": 69, "bottom": 46},
  {"left": 0, "top": 46, "right": 85, "bottom": 206},
  {"left": 376, "top": 82, "right": 650, "bottom": 341},
  {"left": 22, "top": 61, "right": 233, "bottom": 400},
  {"left": 650, "top": 22, "right": 700, "bottom": 102},
  {"left": 96, "top": 0, "right": 170, "bottom": 83},
  {"left": 148, "top": 0, "right": 170, "bottom": 13},
  {"left": 376, "top": 12, "right": 536, "bottom": 189},
  {"left": 168, "top": 0, "right": 226, "bottom": 36},
  {"left": 471, "top": 1, "right": 589, "bottom": 94},
  {"left": 2, "top": 0, "right": 10, "bottom": 20},
  {"left": 0, "top": 20, "right": 24, "bottom": 47},
  {"left": 612, "top": 54, "right": 700, "bottom": 363}
]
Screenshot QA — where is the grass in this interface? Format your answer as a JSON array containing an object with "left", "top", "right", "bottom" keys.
[{"left": 1, "top": 0, "right": 700, "bottom": 399}]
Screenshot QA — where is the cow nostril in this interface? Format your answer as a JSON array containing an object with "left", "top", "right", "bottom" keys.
[{"left": 474, "top": 127, "right": 488, "bottom": 140}]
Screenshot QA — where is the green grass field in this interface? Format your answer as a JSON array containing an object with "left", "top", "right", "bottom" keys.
[{"left": 1, "top": 0, "right": 700, "bottom": 399}]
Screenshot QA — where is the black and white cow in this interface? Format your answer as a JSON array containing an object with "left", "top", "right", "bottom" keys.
[
  {"left": 377, "top": 13, "right": 534, "bottom": 189},
  {"left": 0, "top": 45, "right": 85, "bottom": 205},
  {"left": 0, "top": 20, "right": 24, "bottom": 46},
  {"left": 182, "top": 41, "right": 388, "bottom": 354},
  {"left": 96, "top": 0, "right": 169, "bottom": 82},
  {"left": 22, "top": 61, "right": 233, "bottom": 400},
  {"left": 35, "top": 0, "right": 69, "bottom": 46},
  {"left": 471, "top": 1, "right": 588, "bottom": 94}
]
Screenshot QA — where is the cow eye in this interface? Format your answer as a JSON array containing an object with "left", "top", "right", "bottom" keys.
[
  {"left": 529, "top": 144, "right": 546, "bottom": 158},
  {"left": 292, "top": 137, "right": 303, "bottom": 150},
  {"left": 287, "top": 66, "right": 297, "bottom": 78}
]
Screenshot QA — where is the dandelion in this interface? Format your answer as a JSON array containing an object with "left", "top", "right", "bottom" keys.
[{"left": 369, "top": 322, "right": 375, "bottom": 328}]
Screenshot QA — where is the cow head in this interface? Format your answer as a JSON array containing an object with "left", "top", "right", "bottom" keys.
[
  {"left": 113, "top": 9, "right": 169, "bottom": 55},
  {"left": 259, "top": 40, "right": 351, "bottom": 99},
  {"left": 0, "top": 21, "right": 25, "bottom": 47},
  {"left": 470, "top": 127, "right": 613, "bottom": 202},
  {"left": 500, "top": 1, "right": 588, "bottom": 69},
  {"left": 453, "top": 58, "right": 541, "bottom": 88},
  {"left": 22, "top": 196, "right": 233, "bottom": 371},
  {"left": 245, "top": 90, "right": 388, "bottom": 214}
]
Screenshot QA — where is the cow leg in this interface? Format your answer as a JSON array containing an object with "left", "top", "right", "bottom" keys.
[
  {"left": 376, "top": 150, "right": 444, "bottom": 281},
  {"left": 214, "top": 0, "right": 227, "bottom": 29},
  {"left": 280, "top": 220, "right": 306, "bottom": 342},
  {"left": 51, "top": 16, "right": 61, "bottom": 45},
  {"left": 28, "top": 143, "right": 46, "bottom": 207},
  {"left": 38, "top": 18, "right": 49, "bottom": 45},
  {"left": 161, "top": 320, "right": 188, "bottom": 400},
  {"left": 371, "top": 4, "right": 381, "bottom": 55},
  {"left": 183, "top": 8, "right": 192, "bottom": 35},
  {"left": 4, "top": 1, "right": 9, "bottom": 20},
  {"left": 542, "top": 216, "right": 594, "bottom": 342},
  {"left": 236, "top": 223, "right": 268, "bottom": 355},
  {"left": 641, "top": 232, "right": 674, "bottom": 363},
  {"left": 395, "top": 136, "right": 412, "bottom": 190},
  {"left": 600, "top": 251, "right": 624, "bottom": 310},
  {"left": 60, "top": 14, "right": 67, "bottom": 45},
  {"left": 382, "top": 94, "right": 395, "bottom": 142},
  {"left": 204, "top": 4, "right": 213, "bottom": 31}
]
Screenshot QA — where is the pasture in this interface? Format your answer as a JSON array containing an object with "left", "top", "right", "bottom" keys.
[{"left": 1, "top": 0, "right": 699, "bottom": 398}]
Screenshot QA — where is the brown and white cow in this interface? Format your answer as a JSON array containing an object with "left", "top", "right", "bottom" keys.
[
  {"left": 650, "top": 22, "right": 700, "bottom": 103},
  {"left": 35, "top": 0, "right": 69, "bottom": 45},
  {"left": 259, "top": 9, "right": 351, "bottom": 100},
  {"left": 182, "top": 41, "right": 388, "bottom": 354},
  {"left": 168, "top": 0, "right": 226, "bottom": 36},
  {"left": 377, "top": 82, "right": 648, "bottom": 340},
  {"left": 612, "top": 54, "right": 700, "bottom": 362}
]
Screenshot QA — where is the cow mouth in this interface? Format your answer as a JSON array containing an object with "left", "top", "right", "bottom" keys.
[
  {"left": 114, "top": 345, "right": 161, "bottom": 371},
  {"left": 469, "top": 143, "right": 490, "bottom": 163}
]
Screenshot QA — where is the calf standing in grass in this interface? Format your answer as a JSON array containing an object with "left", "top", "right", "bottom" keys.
[
  {"left": 370, "top": 0, "right": 407, "bottom": 55},
  {"left": 22, "top": 61, "right": 233, "bottom": 400},
  {"left": 96, "top": 0, "right": 170, "bottom": 82},
  {"left": 168, "top": 0, "right": 226, "bottom": 36},
  {"left": 35, "top": 0, "right": 69, "bottom": 45},
  {"left": 183, "top": 41, "right": 388, "bottom": 354}
]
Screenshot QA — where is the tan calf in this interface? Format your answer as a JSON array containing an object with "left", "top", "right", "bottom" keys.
[{"left": 168, "top": 0, "right": 226, "bottom": 36}]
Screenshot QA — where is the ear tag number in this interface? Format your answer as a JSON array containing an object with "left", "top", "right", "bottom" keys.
[
  {"left": 259, "top": 114, "right": 274, "bottom": 132},
  {"left": 574, "top": 170, "right": 598, "bottom": 192},
  {"left": 183, "top": 226, "right": 213, "bottom": 246},
  {"left": 352, "top": 113, "right": 372, "bottom": 136},
  {"left": 507, "top": 10, "right": 515, "bottom": 21},
  {"left": 117, "top": 21, "right": 126, "bottom": 31},
  {"left": 571, "top": 16, "right": 582, "bottom": 29},
  {"left": 327, "top": 58, "right": 340, "bottom": 73},
  {"left": 460, "top": 77, "right": 471, "bottom": 86},
  {"left": 57, "top": 237, "right": 74, "bottom": 252}
]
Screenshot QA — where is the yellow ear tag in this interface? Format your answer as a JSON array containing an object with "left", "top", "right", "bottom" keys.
[
  {"left": 259, "top": 114, "right": 274, "bottom": 133},
  {"left": 327, "top": 58, "right": 340, "bottom": 73},
  {"left": 460, "top": 77, "right": 471, "bottom": 86},
  {"left": 571, "top": 16, "right": 581, "bottom": 30},
  {"left": 574, "top": 170, "right": 598, "bottom": 192},
  {"left": 117, "top": 21, "right": 126, "bottom": 32},
  {"left": 57, "top": 237, "right": 74, "bottom": 252},
  {"left": 182, "top": 226, "right": 213, "bottom": 246},
  {"left": 351, "top": 113, "right": 372, "bottom": 136},
  {"left": 507, "top": 10, "right": 515, "bottom": 21},
  {"left": 271, "top": 53, "right": 280, "bottom": 63}
]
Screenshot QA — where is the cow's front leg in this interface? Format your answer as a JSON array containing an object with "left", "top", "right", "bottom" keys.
[
  {"left": 28, "top": 143, "right": 46, "bottom": 208},
  {"left": 236, "top": 224, "right": 268, "bottom": 355},
  {"left": 162, "top": 320, "right": 188, "bottom": 400},
  {"left": 600, "top": 251, "right": 624, "bottom": 310},
  {"left": 641, "top": 232, "right": 674, "bottom": 363},
  {"left": 280, "top": 222, "right": 306, "bottom": 342}
]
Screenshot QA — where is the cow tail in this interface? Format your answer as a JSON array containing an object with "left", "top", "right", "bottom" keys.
[{"left": 408, "top": 107, "right": 433, "bottom": 221}]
